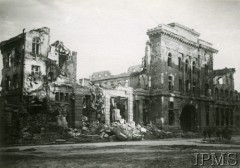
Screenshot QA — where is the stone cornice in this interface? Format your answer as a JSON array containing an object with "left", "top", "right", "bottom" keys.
[{"left": 147, "top": 28, "right": 218, "bottom": 53}]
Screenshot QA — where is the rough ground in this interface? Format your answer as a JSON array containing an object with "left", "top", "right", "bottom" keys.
[{"left": 1, "top": 137, "right": 240, "bottom": 168}]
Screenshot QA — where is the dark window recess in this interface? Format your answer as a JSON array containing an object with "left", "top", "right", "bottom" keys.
[
  {"left": 204, "top": 64, "right": 208, "bottom": 75},
  {"left": 32, "top": 38, "right": 40, "bottom": 55},
  {"left": 178, "top": 57, "right": 181, "bottom": 70},
  {"left": 225, "top": 109, "right": 229, "bottom": 126},
  {"left": 31, "top": 65, "right": 41, "bottom": 76},
  {"left": 206, "top": 105, "right": 209, "bottom": 126},
  {"left": 185, "top": 80, "right": 190, "bottom": 93},
  {"left": 60, "top": 93, "right": 64, "bottom": 101},
  {"left": 168, "top": 76, "right": 174, "bottom": 92},
  {"left": 221, "top": 109, "right": 225, "bottom": 126},
  {"left": 55, "top": 92, "right": 60, "bottom": 101},
  {"left": 185, "top": 60, "right": 189, "bottom": 73},
  {"left": 65, "top": 93, "right": 69, "bottom": 101},
  {"left": 5, "top": 53, "right": 10, "bottom": 67},
  {"left": 168, "top": 53, "right": 172, "bottom": 67},
  {"left": 225, "top": 90, "right": 229, "bottom": 101},
  {"left": 168, "top": 102, "right": 174, "bottom": 125},
  {"left": 13, "top": 74, "right": 18, "bottom": 89},
  {"left": 14, "top": 49, "right": 20, "bottom": 65},
  {"left": 5, "top": 76, "right": 10, "bottom": 91},
  {"left": 230, "top": 110, "right": 233, "bottom": 125},
  {"left": 220, "top": 89, "right": 224, "bottom": 100},
  {"left": 179, "top": 79, "right": 182, "bottom": 92},
  {"left": 192, "top": 81, "right": 196, "bottom": 94},
  {"left": 205, "top": 84, "right": 209, "bottom": 96},
  {"left": 215, "top": 88, "right": 219, "bottom": 100},
  {"left": 215, "top": 108, "right": 219, "bottom": 126},
  {"left": 192, "top": 61, "right": 196, "bottom": 74}
]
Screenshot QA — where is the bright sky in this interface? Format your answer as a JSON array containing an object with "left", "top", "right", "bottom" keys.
[{"left": 0, "top": 0, "right": 240, "bottom": 90}]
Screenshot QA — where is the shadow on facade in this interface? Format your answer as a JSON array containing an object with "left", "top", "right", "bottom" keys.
[{"left": 180, "top": 105, "right": 196, "bottom": 132}]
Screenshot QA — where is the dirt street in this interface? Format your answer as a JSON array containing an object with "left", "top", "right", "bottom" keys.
[{"left": 1, "top": 138, "right": 240, "bottom": 168}]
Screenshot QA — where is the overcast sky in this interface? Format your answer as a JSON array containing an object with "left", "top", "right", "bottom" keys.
[{"left": 0, "top": 0, "right": 240, "bottom": 90}]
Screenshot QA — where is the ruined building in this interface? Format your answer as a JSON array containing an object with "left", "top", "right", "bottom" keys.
[
  {"left": 0, "top": 27, "right": 77, "bottom": 128},
  {"left": 91, "top": 23, "right": 240, "bottom": 131}
]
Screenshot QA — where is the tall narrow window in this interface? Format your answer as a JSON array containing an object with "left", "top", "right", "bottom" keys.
[
  {"left": 206, "top": 105, "right": 209, "bottom": 126},
  {"left": 220, "top": 89, "right": 224, "bottom": 100},
  {"left": 168, "top": 53, "right": 172, "bottom": 67},
  {"left": 216, "top": 108, "right": 219, "bottom": 126},
  {"left": 221, "top": 109, "right": 225, "bottom": 126},
  {"left": 168, "top": 102, "right": 174, "bottom": 125},
  {"left": 192, "top": 81, "right": 196, "bottom": 94},
  {"left": 205, "top": 84, "right": 209, "bottom": 96},
  {"left": 179, "top": 78, "right": 182, "bottom": 92},
  {"left": 225, "top": 90, "right": 229, "bottom": 101},
  {"left": 55, "top": 92, "right": 60, "bottom": 101},
  {"left": 185, "top": 80, "right": 190, "bottom": 93},
  {"left": 192, "top": 61, "right": 196, "bottom": 74},
  {"left": 178, "top": 57, "right": 181, "bottom": 70},
  {"left": 230, "top": 110, "right": 233, "bottom": 125},
  {"left": 32, "top": 37, "right": 40, "bottom": 55},
  {"left": 204, "top": 64, "right": 208, "bottom": 75},
  {"left": 168, "top": 76, "right": 174, "bottom": 92},
  {"left": 215, "top": 88, "right": 219, "bottom": 100},
  {"left": 185, "top": 59, "right": 189, "bottom": 73}
]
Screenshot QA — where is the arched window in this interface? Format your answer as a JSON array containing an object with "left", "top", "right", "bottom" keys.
[
  {"left": 217, "top": 77, "right": 223, "bottom": 85},
  {"left": 192, "top": 61, "right": 196, "bottom": 74},
  {"left": 185, "top": 59, "right": 189, "bottom": 73},
  {"left": 168, "top": 53, "right": 172, "bottom": 67},
  {"left": 32, "top": 37, "right": 40, "bottom": 55},
  {"left": 168, "top": 75, "right": 174, "bottom": 92}
]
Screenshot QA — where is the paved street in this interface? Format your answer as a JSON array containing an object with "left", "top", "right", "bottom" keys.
[{"left": 1, "top": 137, "right": 240, "bottom": 168}]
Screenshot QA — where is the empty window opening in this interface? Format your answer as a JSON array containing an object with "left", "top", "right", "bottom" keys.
[
  {"left": 168, "top": 53, "right": 172, "bottom": 67},
  {"left": 179, "top": 78, "right": 183, "bottom": 92},
  {"left": 192, "top": 81, "right": 196, "bottom": 94},
  {"left": 215, "top": 108, "right": 219, "bottom": 126},
  {"left": 168, "top": 75, "right": 174, "bottom": 92},
  {"left": 185, "top": 59, "right": 189, "bottom": 73},
  {"left": 168, "top": 102, "right": 174, "bottom": 125},
  {"left": 217, "top": 77, "right": 223, "bottom": 85},
  {"left": 205, "top": 84, "right": 209, "bottom": 96},
  {"left": 221, "top": 109, "right": 225, "bottom": 126},
  {"left": 206, "top": 105, "right": 209, "bottom": 126},
  {"left": 31, "top": 65, "right": 41, "bottom": 76},
  {"left": 215, "top": 88, "right": 219, "bottom": 100},
  {"left": 192, "top": 61, "right": 196, "bottom": 74},
  {"left": 178, "top": 57, "right": 181, "bottom": 70},
  {"left": 204, "top": 64, "right": 209, "bottom": 75},
  {"left": 32, "top": 37, "right": 40, "bottom": 55},
  {"left": 185, "top": 80, "right": 190, "bottom": 93}
]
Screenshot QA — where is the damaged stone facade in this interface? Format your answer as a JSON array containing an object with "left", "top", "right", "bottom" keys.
[
  {"left": 0, "top": 27, "right": 77, "bottom": 128},
  {"left": 213, "top": 68, "right": 240, "bottom": 127},
  {"left": 91, "top": 65, "right": 142, "bottom": 89},
  {"left": 91, "top": 23, "right": 240, "bottom": 132}
]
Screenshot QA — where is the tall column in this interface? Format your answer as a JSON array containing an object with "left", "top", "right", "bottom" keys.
[
  {"left": 74, "top": 94, "right": 84, "bottom": 128},
  {"left": 139, "top": 99, "right": 143, "bottom": 123},
  {"left": 104, "top": 95, "right": 110, "bottom": 124},
  {"left": 128, "top": 94, "right": 133, "bottom": 122}
]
